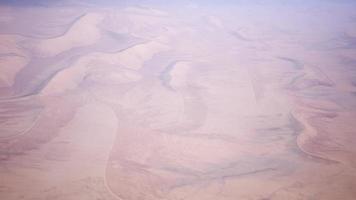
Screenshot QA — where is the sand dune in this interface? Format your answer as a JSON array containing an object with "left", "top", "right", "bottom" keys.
[
  {"left": 1, "top": 102, "right": 118, "bottom": 199},
  {"left": 1, "top": 1, "right": 356, "bottom": 200},
  {"left": 0, "top": 55, "right": 27, "bottom": 88},
  {"left": 0, "top": 35, "right": 28, "bottom": 89},
  {"left": 40, "top": 40, "right": 167, "bottom": 96},
  {"left": 34, "top": 13, "right": 104, "bottom": 57},
  {"left": 108, "top": 41, "right": 169, "bottom": 70}
]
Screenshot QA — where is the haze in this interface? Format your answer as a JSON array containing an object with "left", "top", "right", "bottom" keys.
[{"left": 1, "top": 0, "right": 356, "bottom": 199}]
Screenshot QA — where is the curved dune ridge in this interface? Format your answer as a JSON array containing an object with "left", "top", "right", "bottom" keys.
[
  {"left": 40, "top": 40, "right": 168, "bottom": 96},
  {"left": 1, "top": 2, "right": 356, "bottom": 200},
  {"left": 34, "top": 13, "right": 104, "bottom": 57},
  {"left": 0, "top": 35, "right": 28, "bottom": 88}
]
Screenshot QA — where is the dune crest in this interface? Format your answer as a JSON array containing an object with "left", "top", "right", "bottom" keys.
[
  {"left": 34, "top": 13, "right": 104, "bottom": 57},
  {"left": 1, "top": 2, "right": 356, "bottom": 200}
]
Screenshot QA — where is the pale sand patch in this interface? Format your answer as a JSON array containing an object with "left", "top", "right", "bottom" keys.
[
  {"left": 42, "top": 102, "right": 117, "bottom": 185},
  {"left": 0, "top": 56, "right": 28, "bottom": 87},
  {"left": 0, "top": 99, "right": 42, "bottom": 139},
  {"left": 294, "top": 101, "right": 356, "bottom": 167},
  {"left": 85, "top": 67, "right": 141, "bottom": 85},
  {"left": 34, "top": 13, "right": 104, "bottom": 57},
  {"left": 1, "top": 3, "right": 356, "bottom": 200},
  {"left": 0, "top": 56, "right": 27, "bottom": 87},
  {"left": 115, "top": 83, "right": 184, "bottom": 130},
  {"left": 123, "top": 6, "right": 168, "bottom": 16},
  {"left": 40, "top": 41, "right": 166, "bottom": 96},
  {"left": 0, "top": 35, "right": 28, "bottom": 88},
  {"left": 40, "top": 57, "right": 90, "bottom": 96},
  {"left": 169, "top": 62, "right": 192, "bottom": 89},
  {"left": 104, "top": 41, "right": 169, "bottom": 70},
  {"left": 205, "top": 15, "right": 224, "bottom": 29},
  {"left": 101, "top": 8, "right": 170, "bottom": 40},
  {"left": 0, "top": 102, "right": 118, "bottom": 199}
]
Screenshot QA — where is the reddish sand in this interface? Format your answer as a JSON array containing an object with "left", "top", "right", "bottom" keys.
[{"left": 1, "top": 2, "right": 356, "bottom": 200}]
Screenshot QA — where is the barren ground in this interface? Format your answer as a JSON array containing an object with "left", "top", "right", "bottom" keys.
[{"left": 1, "top": 1, "right": 356, "bottom": 200}]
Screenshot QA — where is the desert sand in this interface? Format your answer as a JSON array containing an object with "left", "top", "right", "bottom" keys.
[{"left": 1, "top": 1, "right": 356, "bottom": 200}]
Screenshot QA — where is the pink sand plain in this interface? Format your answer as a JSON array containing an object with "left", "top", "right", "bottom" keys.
[{"left": 1, "top": 2, "right": 356, "bottom": 200}]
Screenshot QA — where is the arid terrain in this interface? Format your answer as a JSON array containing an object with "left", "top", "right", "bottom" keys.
[{"left": 1, "top": 1, "right": 356, "bottom": 199}]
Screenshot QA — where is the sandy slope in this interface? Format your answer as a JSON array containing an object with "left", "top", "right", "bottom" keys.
[
  {"left": 0, "top": 101, "right": 118, "bottom": 200},
  {"left": 34, "top": 13, "right": 104, "bottom": 57},
  {"left": 1, "top": 2, "right": 356, "bottom": 200},
  {"left": 40, "top": 40, "right": 166, "bottom": 96},
  {"left": 0, "top": 35, "right": 28, "bottom": 88}
]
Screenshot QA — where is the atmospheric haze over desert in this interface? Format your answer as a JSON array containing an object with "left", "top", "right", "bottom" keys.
[{"left": 0, "top": 0, "right": 356, "bottom": 199}]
